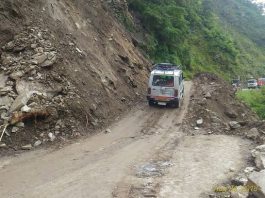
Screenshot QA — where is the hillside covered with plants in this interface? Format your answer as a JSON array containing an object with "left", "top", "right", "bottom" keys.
[{"left": 127, "top": 0, "right": 265, "bottom": 79}]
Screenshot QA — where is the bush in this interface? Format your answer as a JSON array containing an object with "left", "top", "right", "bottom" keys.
[{"left": 237, "top": 88, "right": 265, "bottom": 119}]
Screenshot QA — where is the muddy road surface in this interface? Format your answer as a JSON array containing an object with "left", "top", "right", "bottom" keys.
[{"left": 0, "top": 82, "right": 252, "bottom": 198}]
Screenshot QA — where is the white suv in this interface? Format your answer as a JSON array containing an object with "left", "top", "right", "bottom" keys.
[
  {"left": 147, "top": 63, "right": 184, "bottom": 108},
  {"left": 247, "top": 79, "right": 258, "bottom": 89}
]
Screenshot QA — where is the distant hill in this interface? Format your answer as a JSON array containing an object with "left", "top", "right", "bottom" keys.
[{"left": 127, "top": 0, "right": 265, "bottom": 79}]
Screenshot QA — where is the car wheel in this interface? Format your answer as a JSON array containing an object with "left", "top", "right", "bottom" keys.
[
  {"left": 148, "top": 100, "right": 155, "bottom": 106},
  {"left": 173, "top": 100, "right": 180, "bottom": 108}
]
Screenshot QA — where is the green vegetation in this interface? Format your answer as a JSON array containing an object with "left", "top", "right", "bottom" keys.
[
  {"left": 127, "top": 0, "right": 265, "bottom": 79},
  {"left": 237, "top": 88, "right": 265, "bottom": 119}
]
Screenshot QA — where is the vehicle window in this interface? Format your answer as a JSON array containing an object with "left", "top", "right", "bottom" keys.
[
  {"left": 152, "top": 75, "right": 174, "bottom": 87},
  {"left": 248, "top": 80, "right": 256, "bottom": 83}
]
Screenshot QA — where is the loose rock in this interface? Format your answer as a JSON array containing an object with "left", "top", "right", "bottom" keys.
[
  {"left": 11, "top": 127, "right": 19, "bottom": 133},
  {"left": 21, "top": 105, "right": 31, "bottom": 113},
  {"left": 0, "top": 143, "right": 7, "bottom": 148},
  {"left": 34, "top": 140, "right": 42, "bottom": 147},
  {"left": 48, "top": 133, "right": 56, "bottom": 142},
  {"left": 247, "top": 170, "right": 265, "bottom": 197},
  {"left": 105, "top": 128, "right": 111, "bottom": 134},
  {"left": 225, "top": 109, "right": 238, "bottom": 119},
  {"left": 246, "top": 128, "right": 260, "bottom": 140},
  {"left": 21, "top": 144, "right": 32, "bottom": 150},
  {"left": 9, "top": 92, "right": 34, "bottom": 112},
  {"left": 231, "top": 174, "right": 248, "bottom": 186},
  {"left": 229, "top": 121, "right": 241, "bottom": 129},
  {"left": 205, "top": 92, "right": 212, "bottom": 99},
  {"left": 196, "top": 118, "right": 203, "bottom": 126},
  {"left": 251, "top": 145, "right": 265, "bottom": 169}
]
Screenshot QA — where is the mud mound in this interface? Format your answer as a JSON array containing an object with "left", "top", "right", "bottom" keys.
[{"left": 183, "top": 73, "right": 265, "bottom": 143}]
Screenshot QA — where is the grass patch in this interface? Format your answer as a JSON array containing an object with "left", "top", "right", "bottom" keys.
[{"left": 237, "top": 88, "right": 265, "bottom": 119}]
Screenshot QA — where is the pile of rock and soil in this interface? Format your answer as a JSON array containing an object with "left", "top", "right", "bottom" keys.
[
  {"left": 183, "top": 72, "right": 265, "bottom": 143},
  {"left": 0, "top": 27, "right": 81, "bottom": 153},
  {"left": 182, "top": 73, "right": 265, "bottom": 198},
  {"left": 0, "top": 0, "right": 151, "bottom": 155}
]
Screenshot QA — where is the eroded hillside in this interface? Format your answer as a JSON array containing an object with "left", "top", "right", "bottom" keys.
[{"left": 0, "top": 0, "right": 151, "bottom": 152}]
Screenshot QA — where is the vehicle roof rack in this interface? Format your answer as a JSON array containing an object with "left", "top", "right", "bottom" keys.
[{"left": 152, "top": 63, "right": 181, "bottom": 71}]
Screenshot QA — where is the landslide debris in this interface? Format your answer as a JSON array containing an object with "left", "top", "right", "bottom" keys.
[
  {"left": 183, "top": 73, "right": 265, "bottom": 198},
  {"left": 183, "top": 73, "right": 265, "bottom": 143},
  {"left": 0, "top": 0, "right": 151, "bottom": 155},
  {"left": 0, "top": 27, "right": 81, "bottom": 153}
]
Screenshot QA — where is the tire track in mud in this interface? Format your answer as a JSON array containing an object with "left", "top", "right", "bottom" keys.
[{"left": 113, "top": 82, "right": 192, "bottom": 198}]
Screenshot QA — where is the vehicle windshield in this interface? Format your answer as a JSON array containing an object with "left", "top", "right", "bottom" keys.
[
  {"left": 232, "top": 80, "right": 239, "bottom": 84},
  {"left": 248, "top": 80, "right": 256, "bottom": 83},
  {"left": 152, "top": 75, "right": 174, "bottom": 87}
]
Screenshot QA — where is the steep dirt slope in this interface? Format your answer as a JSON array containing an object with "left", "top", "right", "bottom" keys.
[{"left": 0, "top": 0, "right": 150, "bottom": 153}]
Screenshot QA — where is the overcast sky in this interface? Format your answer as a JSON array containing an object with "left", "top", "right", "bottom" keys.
[{"left": 252, "top": 0, "right": 265, "bottom": 3}]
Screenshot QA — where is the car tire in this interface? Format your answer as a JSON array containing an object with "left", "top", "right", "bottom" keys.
[
  {"left": 173, "top": 100, "right": 180, "bottom": 108},
  {"left": 148, "top": 100, "right": 155, "bottom": 107}
]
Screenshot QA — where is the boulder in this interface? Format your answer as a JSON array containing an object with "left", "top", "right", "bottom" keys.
[
  {"left": 9, "top": 71, "right": 24, "bottom": 80},
  {"left": 9, "top": 92, "right": 34, "bottom": 112},
  {"left": 0, "top": 74, "right": 8, "bottom": 89},
  {"left": 11, "top": 127, "right": 19, "bottom": 133},
  {"left": 211, "top": 116, "right": 221, "bottom": 123},
  {"left": 105, "top": 128, "right": 111, "bottom": 134},
  {"left": 40, "top": 52, "right": 56, "bottom": 67},
  {"left": 5, "top": 41, "right": 15, "bottom": 51},
  {"left": 0, "top": 96, "right": 13, "bottom": 108},
  {"left": 16, "top": 122, "right": 25, "bottom": 128},
  {"left": 21, "top": 144, "right": 32, "bottom": 150},
  {"left": 196, "top": 118, "right": 203, "bottom": 126},
  {"left": 255, "top": 145, "right": 265, "bottom": 152},
  {"left": 34, "top": 140, "right": 42, "bottom": 147},
  {"left": 252, "top": 145, "right": 265, "bottom": 170},
  {"left": 48, "top": 133, "right": 56, "bottom": 142},
  {"left": 230, "top": 186, "right": 249, "bottom": 198},
  {"left": 247, "top": 170, "right": 265, "bottom": 197},
  {"left": 0, "top": 143, "right": 7, "bottom": 148},
  {"left": 21, "top": 105, "right": 31, "bottom": 113},
  {"left": 0, "top": 86, "right": 13, "bottom": 95},
  {"left": 205, "top": 92, "right": 212, "bottom": 99},
  {"left": 229, "top": 121, "right": 241, "bottom": 129},
  {"left": 31, "top": 53, "right": 47, "bottom": 65},
  {"left": 246, "top": 128, "right": 260, "bottom": 140},
  {"left": 244, "top": 167, "right": 255, "bottom": 175},
  {"left": 231, "top": 174, "right": 248, "bottom": 186},
  {"left": 225, "top": 109, "right": 238, "bottom": 119}
]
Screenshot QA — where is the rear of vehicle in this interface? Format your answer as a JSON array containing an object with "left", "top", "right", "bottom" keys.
[
  {"left": 247, "top": 79, "right": 258, "bottom": 89},
  {"left": 231, "top": 79, "right": 240, "bottom": 87},
  {"left": 257, "top": 78, "right": 265, "bottom": 88},
  {"left": 147, "top": 65, "right": 184, "bottom": 108}
]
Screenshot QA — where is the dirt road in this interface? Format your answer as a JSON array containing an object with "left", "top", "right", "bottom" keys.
[{"left": 0, "top": 82, "right": 252, "bottom": 198}]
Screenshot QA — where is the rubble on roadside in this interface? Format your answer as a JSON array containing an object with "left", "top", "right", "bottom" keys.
[
  {"left": 0, "top": 27, "right": 80, "bottom": 154},
  {"left": 183, "top": 73, "right": 265, "bottom": 198},
  {"left": 183, "top": 73, "right": 265, "bottom": 143}
]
